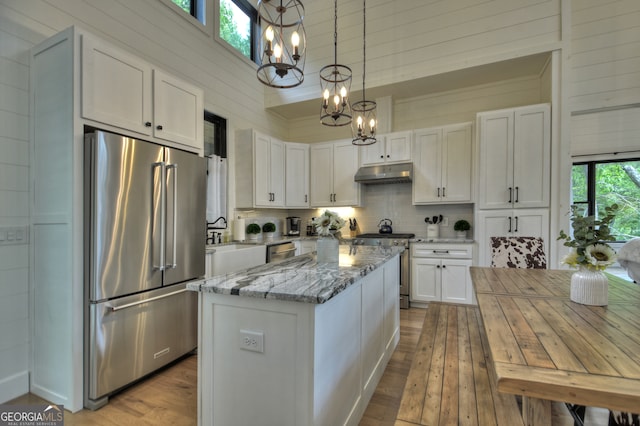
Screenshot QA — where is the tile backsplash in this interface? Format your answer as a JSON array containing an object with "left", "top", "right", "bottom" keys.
[{"left": 237, "top": 182, "right": 474, "bottom": 240}]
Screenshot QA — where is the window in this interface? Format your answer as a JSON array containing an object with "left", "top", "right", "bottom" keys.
[
  {"left": 172, "top": 0, "right": 195, "bottom": 16},
  {"left": 571, "top": 159, "right": 640, "bottom": 241},
  {"left": 219, "top": 0, "right": 258, "bottom": 62},
  {"left": 169, "top": 0, "right": 206, "bottom": 26}
]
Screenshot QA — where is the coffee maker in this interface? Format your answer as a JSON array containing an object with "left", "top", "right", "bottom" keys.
[{"left": 286, "top": 216, "right": 301, "bottom": 236}]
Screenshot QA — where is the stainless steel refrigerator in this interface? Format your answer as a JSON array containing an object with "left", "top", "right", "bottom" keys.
[{"left": 83, "top": 130, "right": 205, "bottom": 409}]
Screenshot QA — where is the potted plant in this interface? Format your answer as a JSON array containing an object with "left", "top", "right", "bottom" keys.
[
  {"left": 246, "top": 223, "right": 261, "bottom": 241},
  {"left": 262, "top": 222, "right": 276, "bottom": 239},
  {"left": 454, "top": 220, "right": 471, "bottom": 239}
]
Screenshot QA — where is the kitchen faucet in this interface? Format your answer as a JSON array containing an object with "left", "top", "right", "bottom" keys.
[{"left": 209, "top": 216, "right": 227, "bottom": 229}]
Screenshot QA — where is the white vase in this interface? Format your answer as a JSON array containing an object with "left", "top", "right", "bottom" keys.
[
  {"left": 248, "top": 233, "right": 259, "bottom": 241},
  {"left": 455, "top": 231, "right": 467, "bottom": 239},
  {"left": 570, "top": 267, "right": 609, "bottom": 306},
  {"left": 316, "top": 235, "right": 339, "bottom": 265}
]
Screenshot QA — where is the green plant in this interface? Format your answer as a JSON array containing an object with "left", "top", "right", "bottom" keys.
[
  {"left": 246, "top": 223, "right": 261, "bottom": 234},
  {"left": 454, "top": 220, "right": 471, "bottom": 232},
  {"left": 262, "top": 222, "right": 276, "bottom": 233},
  {"left": 558, "top": 204, "right": 619, "bottom": 270}
]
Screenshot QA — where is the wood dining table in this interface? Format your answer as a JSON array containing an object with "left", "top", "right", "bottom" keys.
[{"left": 470, "top": 266, "right": 640, "bottom": 426}]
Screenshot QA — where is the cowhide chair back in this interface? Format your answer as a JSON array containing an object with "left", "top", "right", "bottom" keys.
[{"left": 490, "top": 236, "right": 547, "bottom": 269}]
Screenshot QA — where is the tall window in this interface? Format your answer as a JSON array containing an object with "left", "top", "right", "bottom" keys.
[
  {"left": 571, "top": 159, "right": 640, "bottom": 241},
  {"left": 219, "top": 0, "right": 258, "bottom": 62}
]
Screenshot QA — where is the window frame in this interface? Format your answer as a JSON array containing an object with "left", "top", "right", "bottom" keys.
[
  {"left": 571, "top": 157, "right": 640, "bottom": 243},
  {"left": 214, "top": 0, "right": 260, "bottom": 66},
  {"left": 159, "top": 0, "right": 212, "bottom": 37}
]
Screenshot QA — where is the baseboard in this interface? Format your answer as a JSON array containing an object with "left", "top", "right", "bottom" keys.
[{"left": 0, "top": 371, "right": 29, "bottom": 404}]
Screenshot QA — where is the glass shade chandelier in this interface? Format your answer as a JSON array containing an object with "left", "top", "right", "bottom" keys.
[
  {"left": 351, "top": 0, "right": 376, "bottom": 145},
  {"left": 257, "top": 0, "right": 306, "bottom": 89},
  {"left": 320, "top": 0, "right": 352, "bottom": 126}
]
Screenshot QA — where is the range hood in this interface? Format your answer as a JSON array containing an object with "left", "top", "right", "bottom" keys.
[{"left": 354, "top": 162, "right": 413, "bottom": 184}]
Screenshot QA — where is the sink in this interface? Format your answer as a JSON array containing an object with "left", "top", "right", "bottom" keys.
[{"left": 206, "top": 244, "right": 266, "bottom": 276}]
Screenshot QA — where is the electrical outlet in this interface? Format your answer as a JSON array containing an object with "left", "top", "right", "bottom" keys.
[
  {"left": 239, "top": 329, "right": 264, "bottom": 353},
  {"left": 441, "top": 217, "right": 449, "bottom": 226}
]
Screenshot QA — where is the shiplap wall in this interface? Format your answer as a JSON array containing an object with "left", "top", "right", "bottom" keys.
[
  {"left": 570, "top": 0, "right": 640, "bottom": 157},
  {"left": 0, "top": 12, "right": 32, "bottom": 402},
  {"left": 0, "top": 0, "right": 638, "bottom": 406}
]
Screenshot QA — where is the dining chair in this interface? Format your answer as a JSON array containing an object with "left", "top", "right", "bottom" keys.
[{"left": 490, "top": 236, "right": 547, "bottom": 269}]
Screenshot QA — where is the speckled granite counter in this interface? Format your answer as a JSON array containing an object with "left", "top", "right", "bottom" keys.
[{"left": 188, "top": 244, "right": 403, "bottom": 304}]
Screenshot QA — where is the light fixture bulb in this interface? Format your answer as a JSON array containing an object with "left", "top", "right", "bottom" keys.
[
  {"left": 340, "top": 86, "right": 347, "bottom": 98},
  {"left": 369, "top": 118, "right": 376, "bottom": 128},
  {"left": 265, "top": 26, "right": 274, "bottom": 42},
  {"left": 274, "top": 43, "right": 282, "bottom": 59},
  {"left": 291, "top": 31, "right": 299, "bottom": 47},
  {"left": 333, "top": 94, "right": 340, "bottom": 106},
  {"left": 323, "top": 89, "right": 330, "bottom": 100}
]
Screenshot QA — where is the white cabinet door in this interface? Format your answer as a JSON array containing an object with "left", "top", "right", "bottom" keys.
[
  {"left": 412, "top": 128, "right": 441, "bottom": 203},
  {"left": 411, "top": 258, "right": 440, "bottom": 302},
  {"left": 333, "top": 139, "right": 360, "bottom": 206},
  {"left": 476, "top": 209, "right": 549, "bottom": 266},
  {"left": 310, "top": 143, "right": 334, "bottom": 206},
  {"left": 360, "top": 137, "right": 386, "bottom": 166},
  {"left": 269, "top": 138, "right": 285, "bottom": 207},
  {"left": 152, "top": 69, "right": 204, "bottom": 151},
  {"left": 477, "top": 104, "right": 549, "bottom": 209},
  {"left": 81, "top": 34, "right": 152, "bottom": 135},
  {"left": 478, "top": 109, "right": 514, "bottom": 209},
  {"left": 441, "top": 260, "right": 472, "bottom": 304},
  {"left": 253, "top": 132, "right": 272, "bottom": 207},
  {"left": 413, "top": 123, "right": 472, "bottom": 204},
  {"left": 441, "top": 123, "right": 472, "bottom": 202},
  {"left": 285, "top": 143, "right": 310, "bottom": 207},
  {"left": 513, "top": 104, "right": 550, "bottom": 209}
]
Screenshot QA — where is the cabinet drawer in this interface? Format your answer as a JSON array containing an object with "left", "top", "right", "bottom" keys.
[{"left": 411, "top": 244, "right": 472, "bottom": 259}]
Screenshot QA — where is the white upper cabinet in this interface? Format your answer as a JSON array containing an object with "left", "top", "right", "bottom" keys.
[
  {"left": 81, "top": 34, "right": 203, "bottom": 153},
  {"left": 413, "top": 122, "right": 473, "bottom": 204},
  {"left": 310, "top": 139, "right": 360, "bottom": 207},
  {"left": 285, "top": 142, "right": 310, "bottom": 208},
  {"left": 477, "top": 104, "right": 550, "bottom": 209},
  {"left": 236, "top": 130, "right": 285, "bottom": 208},
  {"left": 360, "top": 131, "right": 412, "bottom": 166}
]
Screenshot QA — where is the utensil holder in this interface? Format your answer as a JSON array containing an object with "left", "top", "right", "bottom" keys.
[{"left": 427, "top": 224, "right": 439, "bottom": 239}]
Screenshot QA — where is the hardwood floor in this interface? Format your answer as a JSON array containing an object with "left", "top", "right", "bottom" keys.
[{"left": 8, "top": 306, "right": 609, "bottom": 425}]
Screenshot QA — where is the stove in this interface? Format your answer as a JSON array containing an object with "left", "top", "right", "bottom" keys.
[{"left": 352, "top": 233, "right": 414, "bottom": 309}]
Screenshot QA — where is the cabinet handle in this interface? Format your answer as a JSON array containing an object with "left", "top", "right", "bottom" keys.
[
  {"left": 305, "top": 194, "right": 307, "bottom": 203},
  {"left": 515, "top": 216, "right": 519, "bottom": 233},
  {"left": 437, "top": 188, "right": 440, "bottom": 197},
  {"left": 508, "top": 187, "right": 512, "bottom": 203},
  {"left": 515, "top": 186, "right": 519, "bottom": 203},
  {"left": 508, "top": 216, "right": 512, "bottom": 233},
  {"left": 436, "top": 265, "right": 440, "bottom": 269},
  {"left": 442, "top": 264, "right": 446, "bottom": 269},
  {"left": 156, "top": 125, "right": 163, "bottom": 130},
  {"left": 433, "top": 250, "right": 449, "bottom": 254},
  {"left": 387, "top": 154, "right": 390, "bottom": 158},
  {"left": 380, "top": 155, "right": 384, "bottom": 159},
  {"left": 145, "top": 121, "right": 152, "bottom": 127},
  {"left": 442, "top": 187, "right": 446, "bottom": 197}
]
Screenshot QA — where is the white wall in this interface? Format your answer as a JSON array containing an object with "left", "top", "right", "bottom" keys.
[{"left": 0, "top": 0, "right": 639, "bottom": 406}]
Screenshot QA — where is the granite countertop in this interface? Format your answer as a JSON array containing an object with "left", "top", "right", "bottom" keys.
[
  {"left": 411, "top": 238, "right": 475, "bottom": 244},
  {"left": 189, "top": 244, "right": 403, "bottom": 304}
]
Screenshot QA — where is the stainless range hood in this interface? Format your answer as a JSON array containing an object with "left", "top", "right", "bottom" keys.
[{"left": 354, "top": 162, "right": 413, "bottom": 184}]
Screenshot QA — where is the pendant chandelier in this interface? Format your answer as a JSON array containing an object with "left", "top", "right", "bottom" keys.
[
  {"left": 256, "top": 0, "right": 306, "bottom": 89},
  {"left": 351, "top": 0, "right": 376, "bottom": 145},
  {"left": 320, "top": 0, "right": 352, "bottom": 126}
]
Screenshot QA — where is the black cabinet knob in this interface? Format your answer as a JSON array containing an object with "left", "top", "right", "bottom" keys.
[
  {"left": 145, "top": 122, "right": 152, "bottom": 127},
  {"left": 156, "top": 125, "right": 163, "bottom": 130}
]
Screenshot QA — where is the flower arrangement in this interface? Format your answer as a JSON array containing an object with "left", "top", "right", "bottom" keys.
[
  {"left": 558, "top": 204, "right": 619, "bottom": 271},
  {"left": 312, "top": 210, "right": 346, "bottom": 237}
]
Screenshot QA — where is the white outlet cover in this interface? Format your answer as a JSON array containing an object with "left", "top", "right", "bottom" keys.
[{"left": 239, "top": 329, "right": 264, "bottom": 353}]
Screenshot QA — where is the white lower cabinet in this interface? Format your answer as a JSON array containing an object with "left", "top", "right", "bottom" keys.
[
  {"left": 295, "top": 240, "right": 316, "bottom": 256},
  {"left": 411, "top": 244, "right": 474, "bottom": 305},
  {"left": 476, "top": 209, "right": 549, "bottom": 266}
]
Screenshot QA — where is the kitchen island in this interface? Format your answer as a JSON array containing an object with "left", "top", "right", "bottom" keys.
[{"left": 188, "top": 245, "right": 402, "bottom": 426}]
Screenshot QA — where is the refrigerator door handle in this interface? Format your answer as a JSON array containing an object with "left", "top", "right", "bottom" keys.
[
  {"left": 108, "top": 288, "right": 189, "bottom": 312},
  {"left": 152, "top": 162, "right": 166, "bottom": 271},
  {"left": 166, "top": 163, "right": 178, "bottom": 269}
]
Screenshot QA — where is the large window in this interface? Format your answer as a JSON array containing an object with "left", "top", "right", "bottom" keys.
[
  {"left": 571, "top": 159, "right": 640, "bottom": 241},
  {"left": 219, "top": 0, "right": 258, "bottom": 62}
]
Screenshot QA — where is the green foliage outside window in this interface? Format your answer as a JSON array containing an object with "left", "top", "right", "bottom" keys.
[
  {"left": 220, "top": 0, "right": 251, "bottom": 59},
  {"left": 571, "top": 160, "right": 640, "bottom": 241},
  {"left": 172, "top": 0, "right": 191, "bottom": 14}
]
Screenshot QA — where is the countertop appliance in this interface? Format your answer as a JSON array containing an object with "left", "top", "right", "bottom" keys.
[
  {"left": 286, "top": 216, "right": 301, "bottom": 236},
  {"left": 352, "top": 233, "right": 415, "bottom": 308},
  {"left": 84, "top": 130, "right": 205, "bottom": 409},
  {"left": 267, "top": 241, "right": 297, "bottom": 263}
]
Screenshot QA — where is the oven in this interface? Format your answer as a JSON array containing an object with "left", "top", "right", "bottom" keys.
[{"left": 352, "top": 233, "right": 414, "bottom": 309}]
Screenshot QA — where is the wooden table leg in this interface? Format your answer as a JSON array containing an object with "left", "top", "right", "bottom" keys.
[{"left": 522, "top": 396, "right": 552, "bottom": 426}]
